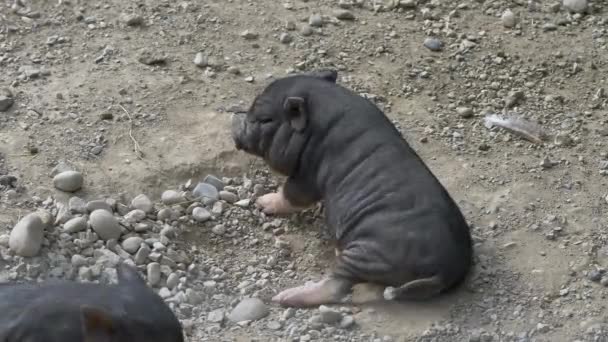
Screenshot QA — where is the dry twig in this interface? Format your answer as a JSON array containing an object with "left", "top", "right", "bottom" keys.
[{"left": 118, "top": 104, "right": 145, "bottom": 159}]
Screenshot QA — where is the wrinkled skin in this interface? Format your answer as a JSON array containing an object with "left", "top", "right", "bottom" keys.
[
  {"left": 0, "top": 263, "right": 184, "bottom": 342},
  {"left": 232, "top": 70, "right": 473, "bottom": 308}
]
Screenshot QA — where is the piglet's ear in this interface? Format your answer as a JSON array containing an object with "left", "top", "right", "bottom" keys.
[
  {"left": 283, "top": 97, "right": 308, "bottom": 132},
  {"left": 81, "top": 306, "right": 115, "bottom": 342},
  {"left": 308, "top": 69, "right": 338, "bottom": 83}
]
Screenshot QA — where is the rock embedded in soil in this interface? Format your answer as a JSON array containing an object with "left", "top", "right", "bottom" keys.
[
  {"left": 138, "top": 49, "right": 167, "bottom": 65},
  {"left": 131, "top": 194, "right": 154, "bottom": 213},
  {"left": 423, "top": 38, "right": 443, "bottom": 51},
  {"left": 193, "top": 52, "right": 208, "bottom": 68},
  {"left": 309, "top": 14, "right": 323, "bottom": 27},
  {"left": 89, "top": 209, "right": 122, "bottom": 241},
  {"left": 53, "top": 170, "right": 84, "bottom": 192},
  {"left": 120, "top": 13, "right": 144, "bottom": 26},
  {"left": 240, "top": 30, "right": 259, "bottom": 40},
  {"left": 228, "top": 298, "right": 269, "bottom": 323},
  {"left": 334, "top": 9, "right": 355, "bottom": 20},
  {"left": 9, "top": 212, "right": 45, "bottom": 257},
  {"left": 501, "top": 9, "right": 517, "bottom": 28}
]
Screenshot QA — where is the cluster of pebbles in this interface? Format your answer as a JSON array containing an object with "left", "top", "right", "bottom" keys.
[{"left": 1, "top": 168, "right": 378, "bottom": 342}]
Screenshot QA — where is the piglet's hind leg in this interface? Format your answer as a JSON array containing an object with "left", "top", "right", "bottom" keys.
[{"left": 272, "top": 277, "right": 353, "bottom": 308}]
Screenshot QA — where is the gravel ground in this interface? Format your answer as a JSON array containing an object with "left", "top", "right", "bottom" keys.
[{"left": 2, "top": 0, "right": 608, "bottom": 341}]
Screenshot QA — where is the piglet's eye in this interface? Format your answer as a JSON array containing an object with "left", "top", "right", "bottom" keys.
[{"left": 259, "top": 118, "right": 273, "bottom": 124}]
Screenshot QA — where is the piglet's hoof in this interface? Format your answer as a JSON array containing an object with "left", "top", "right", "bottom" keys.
[
  {"left": 272, "top": 278, "right": 349, "bottom": 308},
  {"left": 255, "top": 192, "right": 296, "bottom": 215}
]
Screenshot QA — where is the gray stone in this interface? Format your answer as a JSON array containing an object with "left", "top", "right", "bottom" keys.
[
  {"left": 134, "top": 244, "right": 151, "bottom": 265},
  {"left": 309, "top": 14, "right": 323, "bottom": 27},
  {"left": 192, "top": 207, "right": 212, "bottom": 222},
  {"left": 334, "top": 9, "right": 355, "bottom": 20},
  {"left": 68, "top": 196, "right": 87, "bottom": 214},
  {"left": 192, "top": 183, "right": 219, "bottom": 204},
  {"left": 212, "top": 224, "right": 226, "bottom": 236},
  {"left": 501, "top": 9, "right": 517, "bottom": 28},
  {"left": 89, "top": 210, "right": 122, "bottom": 241},
  {"left": 86, "top": 199, "right": 113, "bottom": 213},
  {"left": 64, "top": 216, "right": 88, "bottom": 233},
  {"left": 319, "top": 305, "right": 343, "bottom": 325},
  {"left": 203, "top": 175, "right": 224, "bottom": 190},
  {"left": 147, "top": 262, "right": 161, "bottom": 286},
  {"left": 157, "top": 208, "right": 173, "bottom": 221},
  {"left": 228, "top": 298, "right": 269, "bottom": 323},
  {"left": 122, "top": 236, "right": 144, "bottom": 254},
  {"left": 166, "top": 273, "right": 179, "bottom": 289},
  {"left": 186, "top": 289, "right": 203, "bottom": 305},
  {"left": 161, "top": 190, "right": 183, "bottom": 205},
  {"left": 208, "top": 309, "right": 225, "bottom": 324},
  {"left": 124, "top": 209, "right": 146, "bottom": 223},
  {"left": 137, "top": 49, "right": 167, "bottom": 65},
  {"left": 53, "top": 171, "right": 84, "bottom": 192},
  {"left": 71, "top": 254, "right": 88, "bottom": 267},
  {"left": 193, "top": 52, "right": 208, "bottom": 68},
  {"left": 423, "top": 38, "right": 443, "bottom": 51},
  {"left": 131, "top": 194, "right": 154, "bottom": 213},
  {"left": 9, "top": 213, "right": 45, "bottom": 257},
  {"left": 300, "top": 24, "right": 313, "bottom": 36},
  {"left": 0, "top": 96, "right": 14, "bottom": 112},
  {"left": 219, "top": 191, "right": 238, "bottom": 203},
  {"left": 120, "top": 13, "right": 144, "bottom": 26},
  {"left": 279, "top": 33, "right": 293, "bottom": 44},
  {"left": 456, "top": 107, "right": 474, "bottom": 118},
  {"left": 240, "top": 30, "right": 258, "bottom": 40}
]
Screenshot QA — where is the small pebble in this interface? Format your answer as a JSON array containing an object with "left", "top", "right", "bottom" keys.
[
  {"left": 334, "top": 9, "right": 355, "bottom": 20},
  {"left": 241, "top": 30, "right": 259, "bottom": 40},
  {"left": 120, "top": 13, "right": 144, "bottom": 26},
  {"left": 193, "top": 52, "right": 208, "bottom": 68},
  {"left": 501, "top": 9, "right": 517, "bottom": 28},
  {"left": 423, "top": 38, "right": 443, "bottom": 51},
  {"left": 228, "top": 298, "right": 269, "bottom": 323},
  {"left": 192, "top": 207, "right": 212, "bottom": 222},
  {"left": 309, "top": 14, "right": 323, "bottom": 27}
]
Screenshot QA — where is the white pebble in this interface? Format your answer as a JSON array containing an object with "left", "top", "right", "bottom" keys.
[
  {"left": 9, "top": 213, "right": 44, "bottom": 257},
  {"left": 147, "top": 262, "right": 161, "bottom": 286},
  {"left": 63, "top": 216, "right": 88, "bottom": 233},
  {"left": 192, "top": 207, "right": 211, "bottom": 222},
  {"left": 501, "top": 9, "right": 516, "bottom": 28}
]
